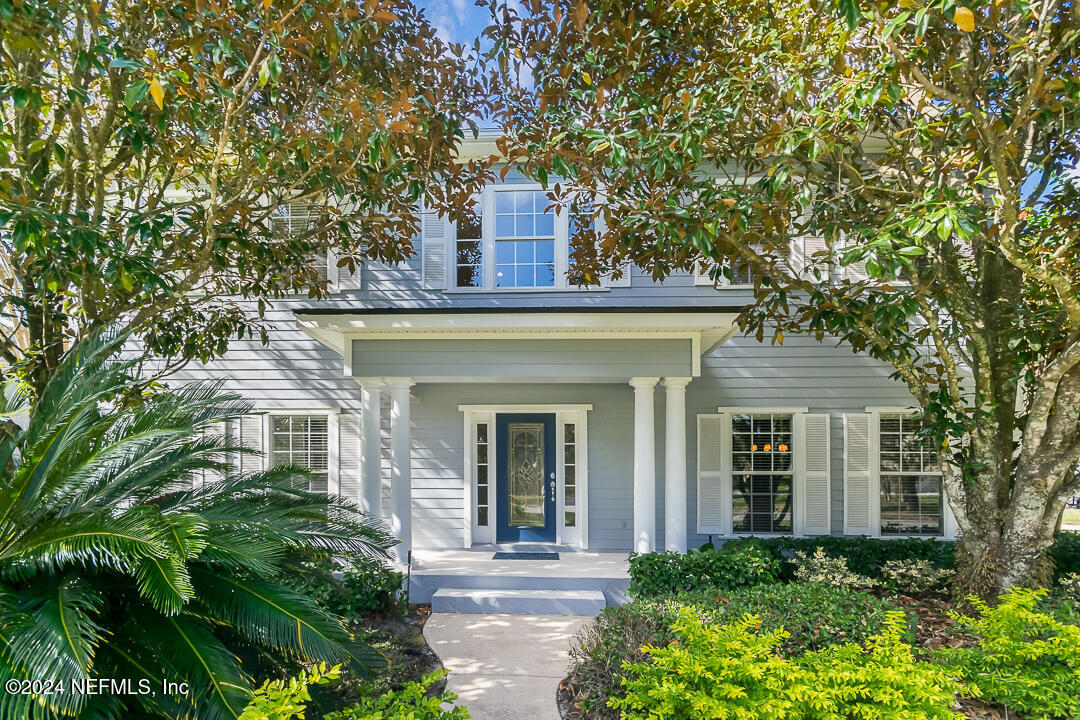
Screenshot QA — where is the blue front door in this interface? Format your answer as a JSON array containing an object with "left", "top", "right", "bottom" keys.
[{"left": 496, "top": 413, "right": 557, "bottom": 543}]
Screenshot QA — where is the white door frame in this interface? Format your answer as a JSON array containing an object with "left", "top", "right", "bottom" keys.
[{"left": 459, "top": 403, "right": 592, "bottom": 548}]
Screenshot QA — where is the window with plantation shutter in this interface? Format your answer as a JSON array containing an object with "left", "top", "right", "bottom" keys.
[
  {"left": 730, "top": 412, "right": 794, "bottom": 534},
  {"left": 838, "top": 237, "right": 869, "bottom": 282},
  {"left": 271, "top": 415, "right": 329, "bottom": 494}
]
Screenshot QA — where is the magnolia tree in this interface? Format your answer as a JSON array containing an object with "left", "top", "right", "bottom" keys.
[
  {"left": 487, "top": 0, "right": 1080, "bottom": 597},
  {"left": 0, "top": 0, "right": 491, "bottom": 396}
]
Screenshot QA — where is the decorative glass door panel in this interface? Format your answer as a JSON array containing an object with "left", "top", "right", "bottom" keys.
[
  {"left": 496, "top": 414, "right": 556, "bottom": 542},
  {"left": 508, "top": 423, "right": 545, "bottom": 526}
]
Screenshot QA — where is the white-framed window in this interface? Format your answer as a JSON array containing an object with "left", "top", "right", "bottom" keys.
[
  {"left": 731, "top": 412, "right": 794, "bottom": 533},
  {"left": 495, "top": 190, "right": 556, "bottom": 288},
  {"left": 698, "top": 408, "right": 830, "bottom": 537},
  {"left": 475, "top": 421, "right": 491, "bottom": 527},
  {"left": 563, "top": 422, "right": 579, "bottom": 527},
  {"left": 454, "top": 196, "right": 483, "bottom": 288},
  {"left": 844, "top": 408, "right": 953, "bottom": 539},
  {"left": 270, "top": 415, "right": 330, "bottom": 493},
  {"left": 877, "top": 413, "right": 943, "bottom": 537},
  {"left": 448, "top": 184, "right": 577, "bottom": 291}
]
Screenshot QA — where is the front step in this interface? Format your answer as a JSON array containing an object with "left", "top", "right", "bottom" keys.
[{"left": 431, "top": 588, "right": 607, "bottom": 616}]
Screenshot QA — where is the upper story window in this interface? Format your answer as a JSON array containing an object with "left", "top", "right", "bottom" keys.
[
  {"left": 451, "top": 185, "right": 578, "bottom": 291},
  {"left": 455, "top": 197, "right": 483, "bottom": 288},
  {"left": 495, "top": 191, "right": 556, "bottom": 288},
  {"left": 878, "top": 414, "right": 942, "bottom": 536}
]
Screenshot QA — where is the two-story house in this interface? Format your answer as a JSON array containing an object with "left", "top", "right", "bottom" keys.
[{"left": 170, "top": 131, "right": 956, "bottom": 607}]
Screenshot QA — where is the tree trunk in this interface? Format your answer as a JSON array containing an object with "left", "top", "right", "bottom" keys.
[{"left": 952, "top": 460, "right": 1060, "bottom": 600}]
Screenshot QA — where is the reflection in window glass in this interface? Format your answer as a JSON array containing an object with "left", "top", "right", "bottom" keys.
[
  {"left": 731, "top": 413, "right": 793, "bottom": 533},
  {"left": 455, "top": 198, "right": 482, "bottom": 287},
  {"left": 475, "top": 423, "right": 490, "bottom": 526},
  {"left": 879, "top": 414, "right": 943, "bottom": 536},
  {"left": 495, "top": 190, "right": 555, "bottom": 288},
  {"left": 563, "top": 423, "right": 577, "bottom": 527}
]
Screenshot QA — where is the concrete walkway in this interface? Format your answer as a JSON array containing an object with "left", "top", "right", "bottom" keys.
[{"left": 424, "top": 613, "right": 590, "bottom": 720}]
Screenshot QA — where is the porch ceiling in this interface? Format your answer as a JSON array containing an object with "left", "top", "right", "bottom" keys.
[{"left": 294, "top": 309, "right": 739, "bottom": 381}]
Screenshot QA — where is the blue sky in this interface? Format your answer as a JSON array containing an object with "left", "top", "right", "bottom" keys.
[{"left": 416, "top": 0, "right": 492, "bottom": 47}]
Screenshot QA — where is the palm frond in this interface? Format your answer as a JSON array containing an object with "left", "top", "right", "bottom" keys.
[
  {"left": 0, "top": 579, "right": 103, "bottom": 720},
  {"left": 155, "top": 615, "right": 253, "bottom": 720},
  {"left": 0, "top": 507, "right": 168, "bottom": 579},
  {"left": 130, "top": 512, "right": 206, "bottom": 615}
]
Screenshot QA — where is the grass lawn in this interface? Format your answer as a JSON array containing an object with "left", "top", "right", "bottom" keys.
[{"left": 1063, "top": 507, "right": 1080, "bottom": 530}]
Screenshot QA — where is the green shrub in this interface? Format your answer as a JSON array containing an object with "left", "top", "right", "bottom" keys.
[
  {"left": 282, "top": 555, "right": 405, "bottom": 618},
  {"left": 628, "top": 542, "right": 780, "bottom": 597},
  {"left": 1051, "top": 530, "right": 1080, "bottom": 581},
  {"left": 567, "top": 583, "right": 899, "bottom": 718},
  {"left": 1056, "top": 572, "right": 1080, "bottom": 605},
  {"left": 610, "top": 610, "right": 961, "bottom": 720},
  {"left": 719, "top": 535, "right": 956, "bottom": 579},
  {"left": 880, "top": 558, "right": 954, "bottom": 595},
  {"left": 796, "top": 613, "right": 962, "bottom": 720},
  {"left": 239, "top": 663, "right": 342, "bottom": 720},
  {"left": 791, "top": 547, "right": 874, "bottom": 589},
  {"left": 239, "top": 665, "right": 467, "bottom": 720},
  {"left": 937, "top": 588, "right": 1080, "bottom": 720},
  {"left": 327, "top": 670, "right": 468, "bottom": 720},
  {"left": 567, "top": 599, "right": 683, "bottom": 719},
  {"left": 680, "top": 582, "right": 901, "bottom": 655}
]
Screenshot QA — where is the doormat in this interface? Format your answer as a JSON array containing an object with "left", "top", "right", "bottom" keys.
[{"left": 492, "top": 552, "right": 560, "bottom": 560}]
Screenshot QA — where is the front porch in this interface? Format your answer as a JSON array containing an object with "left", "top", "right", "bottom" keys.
[
  {"left": 293, "top": 308, "right": 738, "bottom": 566},
  {"left": 409, "top": 548, "right": 631, "bottom": 615}
]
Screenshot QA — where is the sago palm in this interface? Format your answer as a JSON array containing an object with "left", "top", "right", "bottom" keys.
[{"left": 0, "top": 334, "right": 396, "bottom": 720}]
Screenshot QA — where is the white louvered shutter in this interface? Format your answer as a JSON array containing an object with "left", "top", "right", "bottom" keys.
[
  {"left": 421, "top": 208, "right": 447, "bottom": 289},
  {"left": 839, "top": 237, "right": 869, "bottom": 282},
  {"left": 272, "top": 202, "right": 329, "bottom": 283},
  {"left": 791, "top": 236, "right": 829, "bottom": 281},
  {"left": 601, "top": 263, "right": 632, "bottom": 288},
  {"left": 238, "top": 414, "right": 265, "bottom": 473},
  {"left": 333, "top": 251, "right": 363, "bottom": 291},
  {"left": 843, "top": 413, "right": 873, "bottom": 535},
  {"left": 338, "top": 414, "right": 361, "bottom": 503},
  {"left": 697, "top": 414, "right": 729, "bottom": 534},
  {"left": 800, "top": 413, "right": 831, "bottom": 535}
]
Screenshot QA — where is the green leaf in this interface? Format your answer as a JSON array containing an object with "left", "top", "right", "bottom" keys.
[
  {"left": 124, "top": 79, "right": 149, "bottom": 110},
  {"left": 838, "top": 0, "right": 861, "bottom": 29},
  {"left": 109, "top": 57, "right": 143, "bottom": 70}
]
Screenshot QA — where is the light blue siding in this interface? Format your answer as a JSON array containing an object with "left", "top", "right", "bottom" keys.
[{"left": 350, "top": 338, "right": 693, "bottom": 381}]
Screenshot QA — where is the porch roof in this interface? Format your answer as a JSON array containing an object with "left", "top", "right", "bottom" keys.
[{"left": 294, "top": 308, "right": 738, "bottom": 380}]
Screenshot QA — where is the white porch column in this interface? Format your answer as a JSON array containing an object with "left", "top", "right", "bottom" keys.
[
  {"left": 630, "top": 377, "right": 659, "bottom": 553},
  {"left": 664, "top": 377, "right": 691, "bottom": 553},
  {"left": 388, "top": 377, "right": 415, "bottom": 564},
  {"left": 358, "top": 378, "right": 384, "bottom": 518}
]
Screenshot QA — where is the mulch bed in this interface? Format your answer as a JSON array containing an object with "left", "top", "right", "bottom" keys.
[{"left": 305, "top": 603, "right": 444, "bottom": 713}]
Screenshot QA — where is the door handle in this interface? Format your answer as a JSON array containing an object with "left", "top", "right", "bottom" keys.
[{"left": 549, "top": 480, "right": 556, "bottom": 501}]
